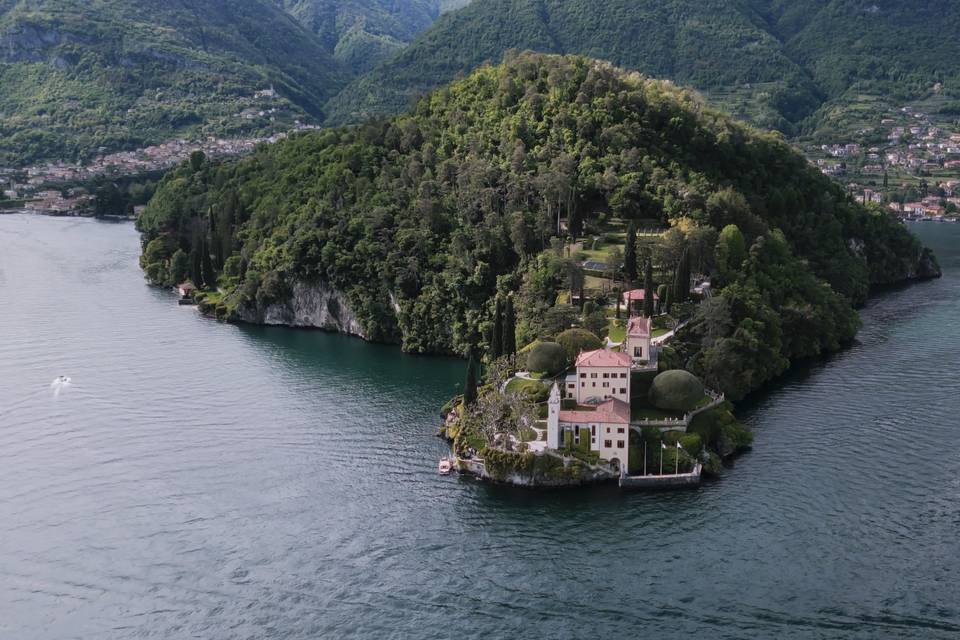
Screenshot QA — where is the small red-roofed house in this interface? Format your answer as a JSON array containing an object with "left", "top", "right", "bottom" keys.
[{"left": 623, "top": 288, "right": 659, "bottom": 315}]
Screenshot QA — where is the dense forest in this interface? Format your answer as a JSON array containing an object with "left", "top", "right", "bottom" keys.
[
  {"left": 137, "top": 53, "right": 937, "bottom": 399},
  {"left": 325, "top": 0, "right": 960, "bottom": 136}
]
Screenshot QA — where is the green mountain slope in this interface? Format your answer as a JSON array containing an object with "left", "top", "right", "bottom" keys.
[
  {"left": 323, "top": 0, "right": 821, "bottom": 130},
  {"left": 325, "top": 0, "right": 960, "bottom": 135},
  {"left": 276, "top": 0, "right": 440, "bottom": 73},
  {"left": 137, "top": 54, "right": 937, "bottom": 398},
  {"left": 275, "top": 0, "right": 475, "bottom": 73},
  {"left": 754, "top": 0, "right": 960, "bottom": 134},
  {"left": 0, "top": 0, "right": 351, "bottom": 166}
]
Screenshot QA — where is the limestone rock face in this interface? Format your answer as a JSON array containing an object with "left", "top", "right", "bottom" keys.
[{"left": 236, "top": 280, "right": 365, "bottom": 338}]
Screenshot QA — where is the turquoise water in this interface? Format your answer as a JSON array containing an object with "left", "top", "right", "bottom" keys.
[{"left": 1, "top": 213, "right": 958, "bottom": 638}]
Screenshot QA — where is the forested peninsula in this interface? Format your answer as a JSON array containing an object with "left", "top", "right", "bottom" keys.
[{"left": 137, "top": 53, "right": 939, "bottom": 400}]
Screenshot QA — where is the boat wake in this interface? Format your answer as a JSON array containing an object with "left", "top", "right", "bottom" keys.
[{"left": 50, "top": 376, "right": 72, "bottom": 397}]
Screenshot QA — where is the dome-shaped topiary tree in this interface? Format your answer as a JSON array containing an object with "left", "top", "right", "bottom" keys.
[
  {"left": 556, "top": 328, "right": 603, "bottom": 364},
  {"left": 649, "top": 369, "right": 706, "bottom": 412},
  {"left": 526, "top": 342, "right": 567, "bottom": 375}
]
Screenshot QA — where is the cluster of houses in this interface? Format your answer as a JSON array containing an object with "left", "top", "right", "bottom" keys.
[
  {"left": 2, "top": 113, "right": 323, "bottom": 214},
  {"left": 887, "top": 191, "right": 960, "bottom": 220},
  {"left": 815, "top": 107, "right": 960, "bottom": 185},
  {"left": 22, "top": 190, "right": 92, "bottom": 215}
]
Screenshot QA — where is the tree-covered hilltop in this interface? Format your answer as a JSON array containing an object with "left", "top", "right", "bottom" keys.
[
  {"left": 324, "top": 0, "right": 820, "bottom": 131},
  {"left": 137, "top": 53, "right": 937, "bottom": 398},
  {"left": 0, "top": 0, "right": 351, "bottom": 166},
  {"left": 324, "top": 0, "right": 960, "bottom": 135}
]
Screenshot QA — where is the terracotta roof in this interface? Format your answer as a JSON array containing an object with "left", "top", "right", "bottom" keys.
[
  {"left": 559, "top": 398, "right": 631, "bottom": 425},
  {"left": 575, "top": 348, "right": 632, "bottom": 368},
  {"left": 178, "top": 282, "right": 196, "bottom": 291},
  {"left": 627, "top": 316, "right": 652, "bottom": 338},
  {"left": 623, "top": 289, "right": 658, "bottom": 302}
]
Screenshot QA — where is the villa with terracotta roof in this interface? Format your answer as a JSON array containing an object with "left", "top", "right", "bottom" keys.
[
  {"left": 546, "top": 384, "right": 630, "bottom": 472},
  {"left": 626, "top": 316, "right": 653, "bottom": 363},
  {"left": 566, "top": 348, "right": 632, "bottom": 404},
  {"left": 623, "top": 288, "right": 659, "bottom": 314}
]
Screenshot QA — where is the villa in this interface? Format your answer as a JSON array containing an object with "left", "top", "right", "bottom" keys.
[
  {"left": 546, "top": 384, "right": 630, "bottom": 473},
  {"left": 564, "top": 348, "right": 632, "bottom": 404}
]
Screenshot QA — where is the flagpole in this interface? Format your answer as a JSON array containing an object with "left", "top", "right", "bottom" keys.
[
  {"left": 643, "top": 440, "right": 647, "bottom": 476},
  {"left": 659, "top": 443, "right": 663, "bottom": 476}
]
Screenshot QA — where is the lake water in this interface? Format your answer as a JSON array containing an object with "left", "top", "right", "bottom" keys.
[{"left": 1, "top": 213, "right": 958, "bottom": 639}]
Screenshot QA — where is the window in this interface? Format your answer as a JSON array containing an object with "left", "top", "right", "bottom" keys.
[
  {"left": 602, "top": 382, "right": 609, "bottom": 388},
  {"left": 617, "top": 427, "right": 625, "bottom": 434},
  {"left": 634, "top": 347, "right": 641, "bottom": 357},
  {"left": 590, "top": 373, "right": 598, "bottom": 379},
  {"left": 620, "top": 373, "right": 627, "bottom": 379},
  {"left": 591, "top": 425, "right": 596, "bottom": 436},
  {"left": 617, "top": 440, "right": 625, "bottom": 449},
  {"left": 568, "top": 383, "right": 575, "bottom": 390},
  {"left": 592, "top": 382, "right": 596, "bottom": 387},
  {"left": 620, "top": 388, "right": 627, "bottom": 394},
  {"left": 581, "top": 382, "right": 585, "bottom": 387},
  {"left": 602, "top": 373, "right": 609, "bottom": 379},
  {"left": 606, "top": 427, "right": 611, "bottom": 434},
  {"left": 580, "top": 373, "right": 586, "bottom": 378},
  {"left": 604, "top": 440, "right": 612, "bottom": 448}
]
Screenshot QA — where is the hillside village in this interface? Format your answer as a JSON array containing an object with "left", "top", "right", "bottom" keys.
[
  {"left": 808, "top": 102, "right": 960, "bottom": 220},
  {"left": 0, "top": 88, "right": 321, "bottom": 216}
]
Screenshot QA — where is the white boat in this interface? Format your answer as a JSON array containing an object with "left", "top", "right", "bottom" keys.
[{"left": 438, "top": 458, "right": 453, "bottom": 475}]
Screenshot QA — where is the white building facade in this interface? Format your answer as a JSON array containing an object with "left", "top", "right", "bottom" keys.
[
  {"left": 547, "top": 384, "right": 630, "bottom": 471},
  {"left": 571, "top": 348, "right": 632, "bottom": 404}
]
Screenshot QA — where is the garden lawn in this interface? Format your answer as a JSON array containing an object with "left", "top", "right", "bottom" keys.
[
  {"left": 505, "top": 377, "right": 546, "bottom": 396},
  {"left": 607, "top": 319, "right": 627, "bottom": 342}
]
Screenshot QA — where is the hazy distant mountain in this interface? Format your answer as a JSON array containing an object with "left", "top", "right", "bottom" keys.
[
  {"left": 0, "top": 0, "right": 351, "bottom": 166},
  {"left": 324, "top": 0, "right": 960, "bottom": 134}
]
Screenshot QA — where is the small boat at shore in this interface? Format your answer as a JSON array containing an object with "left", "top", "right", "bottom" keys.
[{"left": 438, "top": 458, "right": 453, "bottom": 475}]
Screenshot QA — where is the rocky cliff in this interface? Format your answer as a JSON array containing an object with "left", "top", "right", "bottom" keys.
[{"left": 235, "top": 280, "right": 366, "bottom": 338}]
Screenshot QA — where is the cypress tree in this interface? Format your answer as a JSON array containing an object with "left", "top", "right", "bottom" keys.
[
  {"left": 673, "top": 248, "right": 690, "bottom": 304},
  {"left": 624, "top": 222, "right": 638, "bottom": 283},
  {"left": 491, "top": 297, "right": 504, "bottom": 360},
  {"left": 503, "top": 296, "right": 517, "bottom": 356},
  {"left": 643, "top": 259, "right": 655, "bottom": 318},
  {"left": 190, "top": 246, "right": 202, "bottom": 287},
  {"left": 568, "top": 207, "right": 582, "bottom": 238},
  {"left": 200, "top": 237, "right": 216, "bottom": 290},
  {"left": 463, "top": 353, "right": 478, "bottom": 407}
]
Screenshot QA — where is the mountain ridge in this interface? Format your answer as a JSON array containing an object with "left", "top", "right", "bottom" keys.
[{"left": 324, "top": 0, "right": 960, "bottom": 136}]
